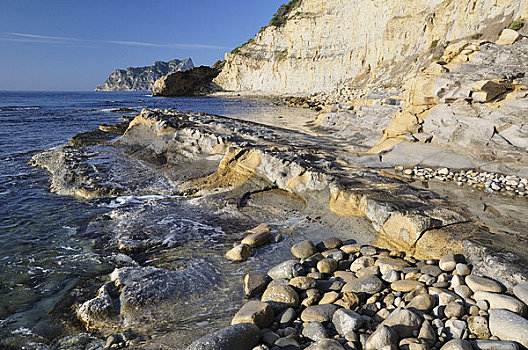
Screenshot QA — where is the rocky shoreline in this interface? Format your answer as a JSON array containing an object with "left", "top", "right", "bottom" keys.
[
  {"left": 189, "top": 239, "right": 528, "bottom": 350},
  {"left": 29, "top": 104, "right": 528, "bottom": 348}
]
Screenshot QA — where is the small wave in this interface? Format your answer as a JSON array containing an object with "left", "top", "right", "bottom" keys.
[
  {"left": 101, "top": 195, "right": 179, "bottom": 208},
  {"left": 0, "top": 106, "right": 41, "bottom": 111}
]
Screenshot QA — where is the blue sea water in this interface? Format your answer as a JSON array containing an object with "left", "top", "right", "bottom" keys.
[{"left": 0, "top": 91, "right": 312, "bottom": 348}]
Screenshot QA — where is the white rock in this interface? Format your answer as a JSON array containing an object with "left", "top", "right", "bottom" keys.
[
  {"left": 496, "top": 28, "right": 522, "bottom": 45},
  {"left": 489, "top": 309, "right": 528, "bottom": 347},
  {"left": 474, "top": 291, "right": 527, "bottom": 315}
]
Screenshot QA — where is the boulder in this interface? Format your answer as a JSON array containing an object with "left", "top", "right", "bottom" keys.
[
  {"left": 380, "top": 308, "right": 422, "bottom": 338},
  {"left": 225, "top": 244, "right": 251, "bottom": 262},
  {"left": 496, "top": 28, "right": 522, "bottom": 45},
  {"left": 489, "top": 309, "right": 528, "bottom": 347},
  {"left": 261, "top": 285, "right": 299, "bottom": 309},
  {"left": 473, "top": 291, "right": 527, "bottom": 315},
  {"left": 365, "top": 325, "right": 399, "bottom": 350},
  {"left": 153, "top": 66, "right": 219, "bottom": 96},
  {"left": 332, "top": 308, "right": 363, "bottom": 336},
  {"left": 291, "top": 240, "right": 317, "bottom": 258},
  {"left": 244, "top": 273, "right": 268, "bottom": 297}
]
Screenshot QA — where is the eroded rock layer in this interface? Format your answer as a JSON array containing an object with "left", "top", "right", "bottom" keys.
[{"left": 215, "top": 0, "right": 528, "bottom": 94}]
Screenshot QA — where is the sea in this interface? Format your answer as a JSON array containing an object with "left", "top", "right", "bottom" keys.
[{"left": 0, "top": 91, "right": 319, "bottom": 349}]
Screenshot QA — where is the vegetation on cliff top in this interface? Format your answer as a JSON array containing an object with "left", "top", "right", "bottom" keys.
[{"left": 269, "top": 0, "right": 302, "bottom": 27}]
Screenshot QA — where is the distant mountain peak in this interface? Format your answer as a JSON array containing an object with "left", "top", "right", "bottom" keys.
[{"left": 95, "top": 58, "right": 194, "bottom": 91}]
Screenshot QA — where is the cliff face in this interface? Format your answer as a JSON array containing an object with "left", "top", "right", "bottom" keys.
[
  {"left": 95, "top": 58, "right": 194, "bottom": 91},
  {"left": 214, "top": 0, "right": 527, "bottom": 95}
]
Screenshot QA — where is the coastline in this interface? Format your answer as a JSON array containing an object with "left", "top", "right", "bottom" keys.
[{"left": 29, "top": 105, "right": 528, "bottom": 348}]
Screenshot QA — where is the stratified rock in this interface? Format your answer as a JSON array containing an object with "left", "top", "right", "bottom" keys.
[
  {"left": 153, "top": 66, "right": 219, "bottom": 96},
  {"left": 95, "top": 58, "right": 193, "bottom": 91},
  {"left": 231, "top": 301, "right": 274, "bottom": 328},
  {"left": 185, "top": 323, "right": 260, "bottom": 350},
  {"left": 489, "top": 309, "right": 528, "bottom": 347}
]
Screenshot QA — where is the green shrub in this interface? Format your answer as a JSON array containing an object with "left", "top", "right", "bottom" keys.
[
  {"left": 430, "top": 39, "right": 439, "bottom": 48},
  {"left": 509, "top": 20, "right": 525, "bottom": 31},
  {"left": 470, "top": 33, "right": 483, "bottom": 40},
  {"left": 231, "top": 38, "right": 254, "bottom": 54},
  {"left": 269, "top": 0, "right": 302, "bottom": 27},
  {"left": 277, "top": 49, "right": 288, "bottom": 61}
]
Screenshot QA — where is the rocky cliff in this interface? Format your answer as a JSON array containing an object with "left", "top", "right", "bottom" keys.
[
  {"left": 214, "top": 0, "right": 527, "bottom": 95},
  {"left": 95, "top": 58, "right": 194, "bottom": 91}
]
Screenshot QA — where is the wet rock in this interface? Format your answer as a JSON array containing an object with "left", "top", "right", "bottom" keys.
[
  {"left": 467, "top": 315, "right": 490, "bottom": 339},
  {"left": 380, "top": 308, "right": 422, "bottom": 338},
  {"left": 302, "top": 321, "right": 328, "bottom": 341},
  {"left": 232, "top": 301, "right": 274, "bottom": 328},
  {"left": 185, "top": 323, "right": 260, "bottom": 350},
  {"left": 332, "top": 308, "right": 363, "bottom": 336},
  {"left": 365, "top": 325, "right": 398, "bottom": 350},
  {"left": 225, "top": 244, "right": 251, "bottom": 262},
  {"left": 291, "top": 240, "right": 317, "bottom": 259},
  {"left": 301, "top": 304, "right": 338, "bottom": 322},
  {"left": 261, "top": 285, "right": 300, "bottom": 310},
  {"left": 489, "top": 309, "right": 528, "bottom": 347},
  {"left": 244, "top": 273, "right": 269, "bottom": 297},
  {"left": 465, "top": 275, "right": 504, "bottom": 293},
  {"left": 342, "top": 274, "right": 384, "bottom": 294},
  {"left": 241, "top": 224, "right": 271, "bottom": 248},
  {"left": 268, "top": 260, "right": 300, "bottom": 280},
  {"left": 440, "top": 339, "right": 472, "bottom": 350},
  {"left": 473, "top": 291, "right": 527, "bottom": 315}
]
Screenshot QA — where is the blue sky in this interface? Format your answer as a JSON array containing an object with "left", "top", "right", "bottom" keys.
[{"left": 0, "top": 1, "right": 286, "bottom": 91}]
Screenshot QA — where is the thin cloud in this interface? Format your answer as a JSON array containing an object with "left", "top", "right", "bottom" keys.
[
  {"left": 105, "top": 40, "right": 230, "bottom": 49},
  {"left": 2, "top": 32, "right": 229, "bottom": 50},
  {"left": 8, "top": 32, "right": 80, "bottom": 41}
]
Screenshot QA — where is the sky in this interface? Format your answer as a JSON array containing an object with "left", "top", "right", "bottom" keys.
[{"left": 0, "top": 0, "right": 286, "bottom": 91}]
